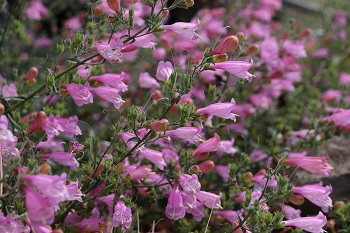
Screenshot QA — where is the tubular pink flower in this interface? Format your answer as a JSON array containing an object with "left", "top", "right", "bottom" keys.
[
  {"left": 112, "top": 200, "right": 132, "bottom": 228},
  {"left": 292, "top": 183, "right": 333, "bottom": 212},
  {"left": 139, "top": 72, "right": 159, "bottom": 89},
  {"left": 40, "top": 152, "right": 79, "bottom": 170},
  {"left": 165, "top": 183, "right": 185, "bottom": 220},
  {"left": 210, "top": 35, "right": 239, "bottom": 55},
  {"left": 57, "top": 116, "right": 82, "bottom": 138},
  {"left": 196, "top": 98, "right": 238, "bottom": 121},
  {"left": 192, "top": 133, "right": 221, "bottom": 157},
  {"left": 210, "top": 60, "right": 254, "bottom": 82},
  {"left": 215, "top": 210, "right": 244, "bottom": 224},
  {"left": 42, "top": 115, "right": 65, "bottom": 138},
  {"left": 283, "top": 211, "right": 327, "bottom": 233},
  {"left": 165, "top": 124, "right": 203, "bottom": 144},
  {"left": 89, "top": 86, "right": 125, "bottom": 109},
  {"left": 281, "top": 205, "right": 301, "bottom": 220},
  {"left": 323, "top": 110, "right": 350, "bottom": 130},
  {"left": 61, "top": 82, "right": 93, "bottom": 107},
  {"left": 23, "top": 186, "right": 55, "bottom": 227},
  {"left": 195, "top": 191, "right": 221, "bottom": 209},
  {"left": 156, "top": 61, "right": 174, "bottom": 81},
  {"left": 285, "top": 152, "right": 333, "bottom": 176},
  {"left": 90, "top": 73, "right": 127, "bottom": 91},
  {"left": 161, "top": 20, "right": 201, "bottom": 41},
  {"left": 66, "top": 181, "right": 83, "bottom": 202},
  {"left": 178, "top": 174, "right": 201, "bottom": 194},
  {"left": 139, "top": 148, "right": 166, "bottom": 170},
  {"left": 127, "top": 165, "right": 152, "bottom": 181},
  {"left": 96, "top": 41, "right": 123, "bottom": 64},
  {"left": 25, "top": 0, "right": 49, "bottom": 20}
]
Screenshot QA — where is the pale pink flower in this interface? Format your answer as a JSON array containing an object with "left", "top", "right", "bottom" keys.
[
  {"left": 283, "top": 211, "right": 327, "bottom": 233},
  {"left": 77, "top": 65, "right": 91, "bottom": 79},
  {"left": 139, "top": 72, "right": 159, "bottom": 89},
  {"left": 339, "top": 72, "right": 350, "bottom": 84},
  {"left": 210, "top": 61, "right": 254, "bottom": 82},
  {"left": 215, "top": 210, "right": 244, "bottom": 223},
  {"left": 323, "top": 109, "right": 350, "bottom": 130},
  {"left": 61, "top": 82, "right": 93, "bottom": 107},
  {"left": 112, "top": 200, "right": 132, "bottom": 228},
  {"left": 165, "top": 183, "right": 185, "bottom": 220},
  {"left": 178, "top": 174, "right": 201, "bottom": 194},
  {"left": 292, "top": 183, "right": 332, "bottom": 212},
  {"left": 2, "top": 83, "right": 18, "bottom": 100},
  {"left": 192, "top": 133, "right": 221, "bottom": 157},
  {"left": 89, "top": 86, "right": 124, "bottom": 109},
  {"left": 321, "top": 89, "right": 341, "bottom": 103},
  {"left": 161, "top": 20, "right": 201, "bottom": 41},
  {"left": 195, "top": 191, "right": 221, "bottom": 209},
  {"left": 217, "top": 139, "right": 236, "bottom": 155},
  {"left": 90, "top": 72, "right": 127, "bottom": 91},
  {"left": 66, "top": 181, "right": 83, "bottom": 202},
  {"left": 25, "top": 0, "right": 49, "bottom": 20},
  {"left": 197, "top": 99, "right": 238, "bottom": 121},
  {"left": 40, "top": 152, "right": 79, "bottom": 170},
  {"left": 139, "top": 148, "right": 166, "bottom": 170},
  {"left": 0, "top": 213, "right": 30, "bottom": 232},
  {"left": 156, "top": 61, "right": 174, "bottom": 81},
  {"left": 165, "top": 124, "right": 203, "bottom": 144},
  {"left": 281, "top": 204, "right": 301, "bottom": 220}
]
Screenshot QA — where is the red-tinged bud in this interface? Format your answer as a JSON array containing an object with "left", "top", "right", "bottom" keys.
[
  {"left": 246, "top": 44, "right": 259, "bottom": 55},
  {"left": 60, "top": 87, "right": 68, "bottom": 97},
  {"left": 107, "top": 0, "right": 120, "bottom": 13},
  {"left": 184, "top": 0, "right": 195, "bottom": 7},
  {"left": 298, "top": 28, "right": 312, "bottom": 39},
  {"left": 108, "top": 14, "right": 117, "bottom": 23},
  {"left": 243, "top": 171, "right": 253, "bottom": 181},
  {"left": 193, "top": 152, "right": 209, "bottom": 161},
  {"left": 128, "top": 165, "right": 152, "bottom": 180},
  {"left": 191, "top": 165, "right": 200, "bottom": 173},
  {"left": 114, "top": 163, "right": 125, "bottom": 173},
  {"left": 152, "top": 90, "right": 162, "bottom": 101},
  {"left": 121, "top": 44, "right": 138, "bottom": 52},
  {"left": 198, "top": 160, "right": 215, "bottom": 173},
  {"left": 94, "top": 6, "right": 103, "bottom": 16},
  {"left": 23, "top": 67, "right": 38, "bottom": 81},
  {"left": 124, "top": 173, "right": 133, "bottom": 181},
  {"left": 236, "top": 32, "right": 244, "bottom": 42},
  {"left": 28, "top": 111, "right": 47, "bottom": 134},
  {"left": 212, "top": 53, "right": 228, "bottom": 63},
  {"left": 289, "top": 194, "right": 304, "bottom": 205},
  {"left": 198, "top": 114, "right": 209, "bottom": 121},
  {"left": 0, "top": 103, "right": 4, "bottom": 115},
  {"left": 38, "top": 162, "right": 51, "bottom": 174},
  {"left": 210, "top": 36, "right": 239, "bottom": 55},
  {"left": 334, "top": 201, "right": 344, "bottom": 210},
  {"left": 52, "top": 230, "right": 64, "bottom": 233},
  {"left": 161, "top": 10, "right": 169, "bottom": 19},
  {"left": 148, "top": 119, "right": 169, "bottom": 132},
  {"left": 26, "top": 79, "right": 37, "bottom": 86}
]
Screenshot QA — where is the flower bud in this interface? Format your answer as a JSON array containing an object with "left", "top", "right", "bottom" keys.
[
  {"left": 212, "top": 53, "right": 228, "bottom": 63},
  {"left": 108, "top": 14, "right": 117, "bottom": 22},
  {"left": 121, "top": 44, "right": 138, "bottom": 52},
  {"left": 107, "top": 0, "right": 121, "bottom": 13},
  {"left": 161, "top": 10, "right": 169, "bottom": 18},
  {"left": 191, "top": 165, "right": 200, "bottom": 173},
  {"left": 94, "top": 6, "right": 103, "bottom": 16},
  {"left": 38, "top": 162, "right": 51, "bottom": 174},
  {"left": 26, "top": 79, "right": 36, "bottom": 86},
  {"left": 124, "top": 173, "right": 133, "bottom": 181},
  {"left": 298, "top": 28, "right": 312, "bottom": 39},
  {"left": 236, "top": 32, "right": 244, "bottom": 42},
  {"left": 334, "top": 201, "right": 344, "bottom": 210},
  {"left": 148, "top": 119, "right": 169, "bottom": 132},
  {"left": 114, "top": 163, "right": 125, "bottom": 173},
  {"left": 243, "top": 171, "right": 253, "bottom": 181},
  {"left": 193, "top": 152, "right": 209, "bottom": 161},
  {"left": 198, "top": 160, "right": 215, "bottom": 173},
  {"left": 177, "top": 0, "right": 195, "bottom": 8},
  {"left": 289, "top": 194, "right": 304, "bottom": 205},
  {"left": 152, "top": 90, "right": 162, "bottom": 101},
  {"left": 28, "top": 111, "right": 47, "bottom": 134},
  {"left": 0, "top": 103, "right": 4, "bottom": 115},
  {"left": 23, "top": 67, "right": 38, "bottom": 81},
  {"left": 210, "top": 35, "right": 239, "bottom": 55},
  {"left": 246, "top": 44, "right": 259, "bottom": 55}
]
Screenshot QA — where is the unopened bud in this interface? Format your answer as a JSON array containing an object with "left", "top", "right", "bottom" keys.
[
  {"left": 193, "top": 152, "right": 209, "bottom": 161},
  {"left": 152, "top": 90, "right": 162, "bottom": 101},
  {"left": 298, "top": 28, "right": 312, "bottom": 39},
  {"left": 108, "top": 14, "right": 117, "bottom": 22},
  {"left": 191, "top": 165, "right": 200, "bottom": 173},
  {"left": 24, "top": 67, "right": 39, "bottom": 81},
  {"left": 289, "top": 194, "right": 304, "bottom": 205},
  {"left": 107, "top": 0, "right": 121, "bottom": 13},
  {"left": 115, "top": 163, "right": 125, "bottom": 173},
  {"left": 28, "top": 111, "right": 47, "bottom": 134},
  {"left": 212, "top": 53, "right": 228, "bottom": 63},
  {"left": 94, "top": 6, "right": 103, "bottom": 16},
  {"left": 0, "top": 103, "right": 4, "bottom": 115},
  {"left": 121, "top": 44, "right": 138, "bottom": 52},
  {"left": 148, "top": 118, "right": 169, "bottom": 132},
  {"left": 177, "top": 0, "right": 195, "bottom": 8},
  {"left": 38, "top": 162, "right": 51, "bottom": 174},
  {"left": 26, "top": 79, "right": 36, "bottom": 86},
  {"left": 74, "top": 32, "right": 84, "bottom": 44},
  {"left": 161, "top": 10, "right": 169, "bottom": 18},
  {"left": 334, "top": 201, "right": 344, "bottom": 210},
  {"left": 198, "top": 160, "right": 215, "bottom": 173},
  {"left": 236, "top": 32, "right": 244, "bottom": 42},
  {"left": 124, "top": 173, "right": 133, "bottom": 181},
  {"left": 245, "top": 44, "right": 259, "bottom": 55},
  {"left": 243, "top": 172, "right": 253, "bottom": 181},
  {"left": 210, "top": 36, "right": 239, "bottom": 55}
]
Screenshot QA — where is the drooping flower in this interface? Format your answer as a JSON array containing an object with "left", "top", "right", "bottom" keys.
[
  {"left": 161, "top": 20, "right": 201, "bottom": 41},
  {"left": 210, "top": 35, "right": 239, "bottom": 55},
  {"left": 283, "top": 211, "right": 327, "bottom": 233},
  {"left": 195, "top": 191, "right": 221, "bottom": 209},
  {"left": 66, "top": 180, "right": 83, "bottom": 202},
  {"left": 165, "top": 124, "right": 203, "bottom": 144},
  {"left": 165, "top": 183, "right": 185, "bottom": 220},
  {"left": 112, "top": 200, "right": 132, "bottom": 228},
  {"left": 292, "top": 183, "right": 332, "bottom": 212},
  {"left": 196, "top": 98, "right": 238, "bottom": 121},
  {"left": 40, "top": 152, "right": 79, "bottom": 170},
  {"left": 323, "top": 110, "right": 350, "bottom": 130},
  {"left": 281, "top": 205, "right": 302, "bottom": 220},
  {"left": 61, "top": 82, "right": 93, "bottom": 107},
  {"left": 89, "top": 86, "right": 125, "bottom": 109},
  {"left": 139, "top": 148, "right": 166, "bottom": 170},
  {"left": 139, "top": 72, "right": 159, "bottom": 89},
  {"left": 192, "top": 134, "right": 221, "bottom": 158},
  {"left": 58, "top": 116, "right": 82, "bottom": 138},
  {"left": 210, "top": 60, "right": 254, "bottom": 82},
  {"left": 90, "top": 73, "right": 127, "bottom": 91},
  {"left": 156, "top": 61, "right": 174, "bottom": 81},
  {"left": 95, "top": 40, "right": 123, "bottom": 64}
]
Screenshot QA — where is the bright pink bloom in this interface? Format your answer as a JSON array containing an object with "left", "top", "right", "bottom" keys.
[
  {"left": 321, "top": 89, "right": 341, "bottom": 103},
  {"left": 195, "top": 191, "right": 221, "bottom": 209},
  {"left": 323, "top": 109, "right": 350, "bottom": 130},
  {"left": 0, "top": 116, "right": 19, "bottom": 162},
  {"left": 25, "top": 0, "right": 49, "bottom": 20},
  {"left": 89, "top": 86, "right": 124, "bottom": 109},
  {"left": 181, "top": 193, "right": 206, "bottom": 221},
  {"left": 285, "top": 152, "right": 333, "bottom": 176},
  {"left": 40, "top": 152, "right": 79, "bottom": 170},
  {"left": 197, "top": 99, "right": 238, "bottom": 120},
  {"left": 165, "top": 183, "right": 185, "bottom": 220},
  {"left": 66, "top": 181, "right": 83, "bottom": 202},
  {"left": 59, "top": 116, "right": 82, "bottom": 137},
  {"left": 165, "top": 124, "right": 203, "bottom": 144},
  {"left": 42, "top": 115, "right": 64, "bottom": 138},
  {"left": 339, "top": 72, "right": 350, "bottom": 84},
  {"left": 139, "top": 72, "right": 159, "bottom": 89},
  {"left": 61, "top": 82, "right": 93, "bottom": 107},
  {"left": 23, "top": 186, "right": 55, "bottom": 227},
  {"left": 127, "top": 165, "right": 152, "bottom": 181},
  {"left": 292, "top": 183, "right": 332, "bottom": 212},
  {"left": 112, "top": 200, "right": 132, "bottom": 228},
  {"left": 156, "top": 61, "right": 174, "bottom": 81},
  {"left": 283, "top": 211, "right": 327, "bottom": 233},
  {"left": 95, "top": 40, "right": 123, "bottom": 64},
  {"left": 211, "top": 61, "right": 254, "bottom": 82},
  {"left": 139, "top": 148, "right": 166, "bottom": 170},
  {"left": 161, "top": 20, "right": 201, "bottom": 41},
  {"left": 90, "top": 73, "right": 127, "bottom": 91},
  {"left": 215, "top": 210, "right": 244, "bottom": 223},
  {"left": 281, "top": 205, "right": 301, "bottom": 220},
  {"left": 178, "top": 174, "right": 201, "bottom": 194},
  {"left": 0, "top": 213, "right": 30, "bottom": 232},
  {"left": 76, "top": 65, "right": 91, "bottom": 79},
  {"left": 192, "top": 134, "right": 221, "bottom": 157}
]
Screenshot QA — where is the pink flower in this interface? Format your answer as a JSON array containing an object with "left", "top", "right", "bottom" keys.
[
  {"left": 282, "top": 40, "right": 307, "bottom": 58},
  {"left": 2, "top": 83, "right": 18, "bottom": 100},
  {"left": 66, "top": 181, "right": 83, "bottom": 202},
  {"left": 156, "top": 61, "right": 174, "bottom": 81},
  {"left": 217, "top": 139, "right": 236, "bottom": 155},
  {"left": 323, "top": 109, "right": 350, "bottom": 130},
  {"left": 181, "top": 193, "right": 206, "bottom": 221},
  {"left": 209, "top": 35, "right": 239, "bottom": 55},
  {"left": 77, "top": 65, "right": 91, "bottom": 79},
  {"left": 178, "top": 174, "right": 201, "bottom": 194},
  {"left": 161, "top": 20, "right": 201, "bottom": 41},
  {"left": 139, "top": 72, "right": 159, "bottom": 89},
  {"left": 25, "top": 0, "right": 49, "bottom": 20},
  {"left": 321, "top": 89, "right": 341, "bottom": 103},
  {"left": 165, "top": 124, "right": 203, "bottom": 144},
  {"left": 40, "top": 152, "right": 79, "bottom": 170},
  {"left": 339, "top": 72, "right": 350, "bottom": 84},
  {"left": 165, "top": 183, "right": 185, "bottom": 220},
  {"left": 90, "top": 72, "right": 127, "bottom": 91},
  {"left": 281, "top": 205, "right": 301, "bottom": 220},
  {"left": 89, "top": 86, "right": 124, "bottom": 109},
  {"left": 215, "top": 210, "right": 244, "bottom": 224},
  {"left": 192, "top": 134, "right": 221, "bottom": 157},
  {"left": 195, "top": 191, "right": 221, "bottom": 209},
  {"left": 283, "top": 211, "right": 327, "bottom": 233},
  {"left": 0, "top": 212, "right": 30, "bottom": 232},
  {"left": 23, "top": 186, "right": 55, "bottom": 227},
  {"left": 215, "top": 165, "right": 230, "bottom": 182},
  {"left": 127, "top": 165, "right": 152, "bottom": 181},
  {"left": 58, "top": 116, "right": 82, "bottom": 138},
  {"left": 139, "top": 148, "right": 166, "bottom": 170},
  {"left": 42, "top": 115, "right": 65, "bottom": 138},
  {"left": 285, "top": 152, "right": 333, "bottom": 176},
  {"left": 95, "top": 40, "right": 123, "bottom": 64},
  {"left": 112, "top": 200, "right": 132, "bottom": 228},
  {"left": 210, "top": 61, "right": 254, "bottom": 82},
  {"left": 61, "top": 82, "right": 93, "bottom": 107},
  {"left": 197, "top": 99, "right": 237, "bottom": 121},
  {"left": 292, "top": 183, "right": 332, "bottom": 212}
]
